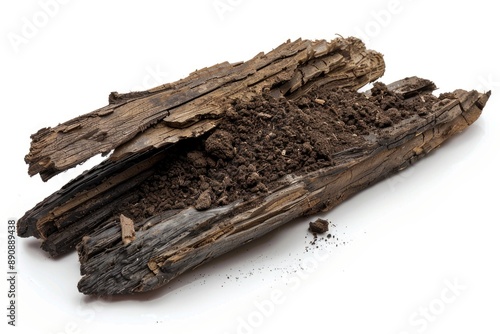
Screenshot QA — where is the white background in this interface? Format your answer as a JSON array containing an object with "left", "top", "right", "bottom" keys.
[{"left": 1, "top": 1, "right": 499, "bottom": 333}]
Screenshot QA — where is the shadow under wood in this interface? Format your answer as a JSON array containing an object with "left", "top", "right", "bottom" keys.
[{"left": 21, "top": 238, "right": 74, "bottom": 261}]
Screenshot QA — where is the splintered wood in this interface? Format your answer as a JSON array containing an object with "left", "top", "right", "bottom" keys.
[
  {"left": 16, "top": 37, "right": 490, "bottom": 295},
  {"left": 18, "top": 37, "right": 385, "bottom": 255},
  {"left": 119, "top": 215, "right": 135, "bottom": 245},
  {"left": 24, "top": 37, "right": 384, "bottom": 182}
]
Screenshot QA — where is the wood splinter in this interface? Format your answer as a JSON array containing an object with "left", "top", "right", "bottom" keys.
[{"left": 119, "top": 214, "right": 135, "bottom": 245}]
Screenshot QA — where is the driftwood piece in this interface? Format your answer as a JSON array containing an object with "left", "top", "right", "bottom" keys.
[
  {"left": 18, "top": 37, "right": 385, "bottom": 256},
  {"left": 25, "top": 37, "right": 384, "bottom": 181},
  {"left": 75, "top": 80, "right": 490, "bottom": 295},
  {"left": 16, "top": 36, "right": 490, "bottom": 296}
]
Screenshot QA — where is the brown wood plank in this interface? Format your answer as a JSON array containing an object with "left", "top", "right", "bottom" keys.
[
  {"left": 25, "top": 37, "right": 384, "bottom": 181},
  {"left": 76, "top": 81, "right": 490, "bottom": 295}
]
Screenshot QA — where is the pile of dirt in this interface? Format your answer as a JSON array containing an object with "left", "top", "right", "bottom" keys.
[{"left": 116, "top": 82, "right": 438, "bottom": 221}]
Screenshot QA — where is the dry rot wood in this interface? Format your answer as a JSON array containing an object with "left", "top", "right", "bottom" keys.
[
  {"left": 24, "top": 37, "right": 384, "bottom": 181},
  {"left": 76, "top": 80, "right": 490, "bottom": 295},
  {"left": 16, "top": 37, "right": 490, "bottom": 296},
  {"left": 18, "top": 37, "right": 385, "bottom": 256}
]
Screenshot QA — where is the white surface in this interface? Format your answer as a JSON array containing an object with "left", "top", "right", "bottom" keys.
[{"left": 1, "top": 1, "right": 499, "bottom": 333}]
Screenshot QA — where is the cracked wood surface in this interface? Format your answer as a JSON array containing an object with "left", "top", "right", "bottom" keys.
[
  {"left": 76, "top": 79, "right": 490, "bottom": 295},
  {"left": 16, "top": 36, "right": 490, "bottom": 296},
  {"left": 17, "top": 149, "right": 168, "bottom": 255},
  {"left": 25, "top": 37, "right": 384, "bottom": 181},
  {"left": 18, "top": 37, "right": 385, "bottom": 256}
]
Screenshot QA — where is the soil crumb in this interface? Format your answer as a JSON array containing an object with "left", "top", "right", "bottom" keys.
[{"left": 309, "top": 218, "right": 329, "bottom": 234}]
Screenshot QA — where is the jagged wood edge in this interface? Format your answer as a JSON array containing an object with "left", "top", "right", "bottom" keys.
[
  {"left": 76, "top": 81, "right": 490, "bottom": 295},
  {"left": 18, "top": 37, "right": 385, "bottom": 256},
  {"left": 26, "top": 37, "right": 383, "bottom": 181}
]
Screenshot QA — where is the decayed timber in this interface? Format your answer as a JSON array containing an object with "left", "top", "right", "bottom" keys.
[
  {"left": 18, "top": 37, "right": 385, "bottom": 256},
  {"left": 16, "top": 36, "right": 490, "bottom": 296},
  {"left": 76, "top": 80, "right": 490, "bottom": 295},
  {"left": 17, "top": 149, "right": 169, "bottom": 255},
  {"left": 25, "top": 37, "right": 384, "bottom": 181}
]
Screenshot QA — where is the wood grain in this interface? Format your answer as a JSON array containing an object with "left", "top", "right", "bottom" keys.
[
  {"left": 76, "top": 80, "right": 490, "bottom": 295},
  {"left": 18, "top": 37, "right": 385, "bottom": 256},
  {"left": 25, "top": 37, "right": 384, "bottom": 181}
]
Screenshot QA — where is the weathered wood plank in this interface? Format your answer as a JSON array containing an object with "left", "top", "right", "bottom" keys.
[
  {"left": 76, "top": 81, "right": 490, "bottom": 295},
  {"left": 17, "top": 36, "right": 490, "bottom": 297},
  {"left": 18, "top": 37, "right": 385, "bottom": 256},
  {"left": 25, "top": 37, "right": 384, "bottom": 181}
]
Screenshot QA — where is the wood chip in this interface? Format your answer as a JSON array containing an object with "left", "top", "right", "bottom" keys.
[{"left": 119, "top": 214, "right": 135, "bottom": 245}]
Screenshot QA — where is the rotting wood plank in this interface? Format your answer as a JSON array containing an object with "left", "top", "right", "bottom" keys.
[
  {"left": 75, "top": 80, "right": 490, "bottom": 295},
  {"left": 25, "top": 37, "right": 384, "bottom": 181},
  {"left": 18, "top": 37, "right": 385, "bottom": 256}
]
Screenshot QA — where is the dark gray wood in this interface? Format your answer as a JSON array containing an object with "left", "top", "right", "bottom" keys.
[
  {"left": 76, "top": 80, "right": 490, "bottom": 295},
  {"left": 16, "top": 36, "right": 490, "bottom": 296}
]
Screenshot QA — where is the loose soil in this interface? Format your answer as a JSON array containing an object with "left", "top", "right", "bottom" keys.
[{"left": 115, "top": 82, "right": 439, "bottom": 222}]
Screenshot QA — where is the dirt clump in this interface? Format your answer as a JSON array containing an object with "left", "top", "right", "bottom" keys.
[
  {"left": 113, "top": 82, "right": 438, "bottom": 222},
  {"left": 205, "top": 130, "right": 235, "bottom": 160},
  {"left": 309, "top": 218, "right": 329, "bottom": 234}
]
